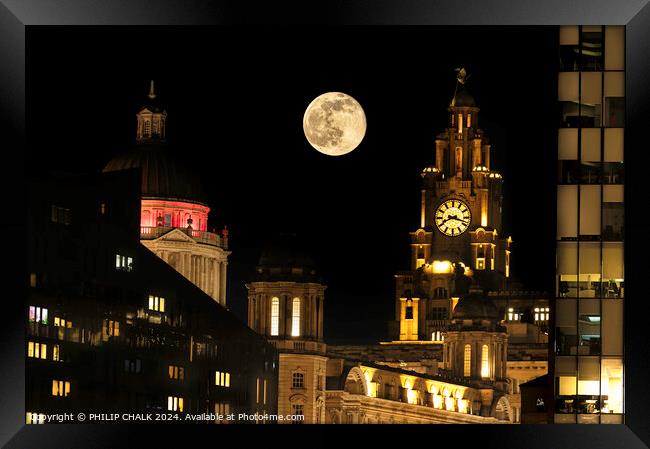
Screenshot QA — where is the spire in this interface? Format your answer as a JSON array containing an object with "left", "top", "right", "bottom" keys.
[{"left": 148, "top": 80, "right": 156, "bottom": 100}]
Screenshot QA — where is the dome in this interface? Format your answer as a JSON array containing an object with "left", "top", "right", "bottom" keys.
[
  {"left": 451, "top": 89, "right": 476, "bottom": 108},
  {"left": 253, "top": 233, "right": 322, "bottom": 283},
  {"left": 103, "top": 143, "right": 208, "bottom": 205},
  {"left": 453, "top": 291, "right": 499, "bottom": 320}
]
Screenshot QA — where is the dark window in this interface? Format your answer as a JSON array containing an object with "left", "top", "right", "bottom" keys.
[
  {"left": 405, "top": 306, "right": 413, "bottom": 320},
  {"left": 603, "top": 202, "right": 624, "bottom": 241},
  {"left": 578, "top": 315, "right": 601, "bottom": 355},
  {"left": 50, "top": 205, "right": 71, "bottom": 225},
  {"left": 124, "top": 359, "right": 141, "bottom": 373},
  {"left": 580, "top": 30, "right": 603, "bottom": 71},
  {"left": 292, "top": 372, "right": 304, "bottom": 389},
  {"left": 602, "top": 162, "right": 624, "bottom": 185},
  {"left": 430, "top": 307, "right": 449, "bottom": 320},
  {"left": 433, "top": 287, "right": 448, "bottom": 299},
  {"left": 559, "top": 44, "right": 580, "bottom": 71},
  {"left": 604, "top": 97, "right": 625, "bottom": 127},
  {"left": 558, "top": 160, "right": 581, "bottom": 184}
]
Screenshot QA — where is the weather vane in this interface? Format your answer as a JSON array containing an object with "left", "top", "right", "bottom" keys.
[{"left": 450, "top": 67, "right": 471, "bottom": 107}]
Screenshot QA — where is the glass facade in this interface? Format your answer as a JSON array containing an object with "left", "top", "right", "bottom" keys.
[{"left": 555, "top": 25, "right": 624, "bottom": 424}]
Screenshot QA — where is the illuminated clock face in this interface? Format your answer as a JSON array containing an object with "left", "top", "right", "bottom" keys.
[{"left": 435, "top": 199, "right": 471, "bottom": 237}]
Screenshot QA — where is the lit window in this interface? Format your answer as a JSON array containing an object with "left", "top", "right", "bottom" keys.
[
  {"left": 26, "top": 412, "right": 46, "bottom": 425},
  {"left": 28, "top": 306, "right": 48, "bottom": 325},
  {"left": 458, "top": 113, "right": 463, "bottom": 134},
  {"left": 256, "top": 378, "right": 260, "bottom": 403},
  {"left": 53, "top": 344, "right": 60, "bottom": 362},
  {"left": 476, "top": 258, "right": 485, "bottom": 270},
  {"left": 148, "top": 295, "right": 165, "bottom": 312},
  {"left": 263, "top": 379, "right": 267, "bottom": 405},
  {"left": 103, "top": 320, "right": 120, "bottom": 338},
  {"left": 167, "top": 396, "right": 183, "bottom": 412},
  {"left": 467, "top": 113, "right": 471, "bottom": 128},
  {"left": 54, "top": 317, "right": 72, "bottom": 328},
  {"left": 30, "top": 273, "right": 37, "bottom": 288},
  {"left": 51, "top": 380, "right": 70, "bottom": 397},
  {"left": 215, "top": 371, "right": 231, "bottom": 387},
  {"left": 507, "top": 307, "right": 520, "bottom": 322},
  {"left": 215, "top": 402, "right": 230, "bottom": 416},
  {"left": 481, "top": 345, "right": 489, "bottom": 379},
  {"left": 534, "top": 307, "right": 550, "bottom": 322},
  {"left": 464, "top": 344, "right": 471, "bottom": 377},
  {"left": 168, "top": 365, "right": 184, "bottom": 380},
  {"left": 368, "top": 382, "right": 378, "bottom": 398},
  {"left": 115, "top": 254, "right": 133, "bottom": 272},
  {"left": 27, "top": 341, "right": 47, "bottom": 359},
  {"left": 292, "top": 372, "right": 305, "bottom": 389},
  {"left": 291, "top": 297, "right": 301, "bottom": 337},
  {"left": 144, "top": 120, "right": 151, "bottom": 136},
  {"left": 270, "top": 297, "right": 279, "bottom": 336}
]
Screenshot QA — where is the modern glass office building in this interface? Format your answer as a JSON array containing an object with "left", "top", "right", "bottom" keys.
[{"left": 554, "top": 25, "right": 625, "bottom": 424}]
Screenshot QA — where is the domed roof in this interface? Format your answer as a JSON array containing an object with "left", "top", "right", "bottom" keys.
[
  {"left": 451, "top": 88, "right": 477, "bottom": 108},
  {"left": 103, "top": 143, "right": 208, "bottom": 205},
  {"left": 453, "top": 291, "right": 499, "bottom": 320},
  {"left": 252, "top": 233, "right": 322, "bottom": 283}
]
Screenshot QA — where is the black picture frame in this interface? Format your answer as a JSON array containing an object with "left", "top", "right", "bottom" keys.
[{"left": 2, "top": 1, "right": 649, "bottom": 448}]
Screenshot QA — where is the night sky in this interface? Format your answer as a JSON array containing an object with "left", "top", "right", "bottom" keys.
[{"left": 27, "top": 26, "right": 558, "bottom": 343}]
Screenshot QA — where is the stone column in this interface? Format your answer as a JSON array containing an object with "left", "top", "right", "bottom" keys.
[
  {"left": 207, "top": 259, "right": 214, "bottom": 299},
  {"left": 260, "top": 293, "right": 266, "bottom": 334},
  {"left": 219, "top": 261, "right": 227, "bottom": 305},
  {"left": 318, "top": 296, "right": 325, "bottom": 337},
  {"left": 200, "top": 257, "right": 206, "bottom": 292},
  {"left": 214, "top": 261, "right": 221, "bottom": 304},
  {"left": 311, "top": 295, "right": 317, "bottom": 338}
]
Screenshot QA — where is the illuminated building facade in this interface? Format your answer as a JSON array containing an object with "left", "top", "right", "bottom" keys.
[
  {"left": 26, "top": 99, "right": 278, "bottom": 424},
  {"left": 247, "top": 235, "right": 516, "bottom": 423},
  {"left": 390, "top": 74, "right": 550, "bottom": 345},
  {"left": 246, "top": 235, "right": 328, "bottom": 424},
  {"left": 103, "top": 82, "right": 230, "bottom": 307},
  {"left": 553, "top": 25, "right": 625, "bottom": 424}
]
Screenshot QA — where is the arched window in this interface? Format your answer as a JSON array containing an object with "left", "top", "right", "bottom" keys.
[
  {"left": 463, "top": 344, "right": 471, "bottom": 377},
  {"left": 291, "top": 297, "right": 301, "bottom": 337},
  {"left": 481, "top": 344, "right": 489, "bottom": 378},
  {"left": 270, "top": 297, "right": 279, "bottom": 336}
]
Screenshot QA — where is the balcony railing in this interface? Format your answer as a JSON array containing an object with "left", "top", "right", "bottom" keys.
[{"left": 140, "top": 226, "right": 228, "bottom": 249}]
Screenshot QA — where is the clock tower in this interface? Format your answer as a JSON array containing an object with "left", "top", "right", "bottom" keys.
[{"left": 394, "top": 69, "right": 513, "bottom": 342}]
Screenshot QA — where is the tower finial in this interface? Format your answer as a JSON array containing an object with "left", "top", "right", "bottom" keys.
[
  {"left": 450, "top": 67, "right": 471, "bottom": 107},
  {"left": 148, "top": 80, "right": 156, "bottom": 100}
]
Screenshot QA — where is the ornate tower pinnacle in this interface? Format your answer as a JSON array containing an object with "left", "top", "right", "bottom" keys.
[{"left": 136, "top": 80, "right": 167, "bottom": 143}]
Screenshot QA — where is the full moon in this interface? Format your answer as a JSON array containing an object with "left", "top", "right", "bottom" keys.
[{"left": 303, "top": 92, "right": 367, "bottom": 156}]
